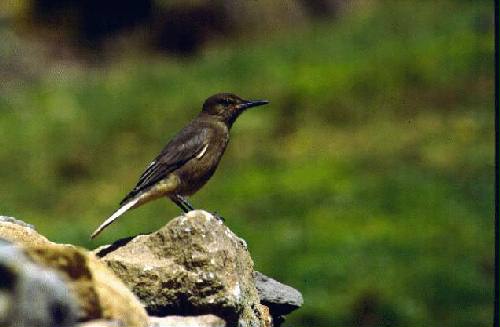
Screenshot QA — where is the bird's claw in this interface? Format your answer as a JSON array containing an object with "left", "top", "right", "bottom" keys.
[
  {"left": 238, "top": 237, "right": 248, "bottom": 249},
  {"left": 212, "top": 212, "right": 225, "bottom": 223}
]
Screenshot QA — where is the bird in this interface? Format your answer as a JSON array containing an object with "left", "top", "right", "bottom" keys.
[{"left": 90, "top": 93, "right": 269, "bottom": 239}]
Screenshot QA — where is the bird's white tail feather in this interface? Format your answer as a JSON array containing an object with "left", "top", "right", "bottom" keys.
[{"left": 90, "top": 197, "right": 139, "bottom": 239}]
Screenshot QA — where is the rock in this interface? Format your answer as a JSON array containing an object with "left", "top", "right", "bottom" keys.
[
  {"left": 0, "top": 239, "right": 78, "bottom": 327},
  {"left": 76, "top": 315, "right": 227, "bottom": 327},
  {"left": 95, "top": 210, "right": 269, "bottom": 327},
  {"left": 0, "top": 215, "right": 303, "bottom": 327},
  {"left": 0, "top": 217, "right": 149, "bottom": 327},
  {"left": 78, "top": 315, "right": 227, "bottom": 327},
  {"left": 0, "top": 216, "right": 35, "bottom": 230},
  {"left": 254, "top": 272, "right": 303, "bottom": 326},
  {"left": 149, "top": 314, "right": 226, "bottom": 327},
  {"left": 76, "top": 320, "right": 125, "bottom": 327},
  {"left": 254, "top": 271, "right": 303, "bottom": 315},
  {"left": 0, "top": 215, "right": 51, "bottom": 247}
]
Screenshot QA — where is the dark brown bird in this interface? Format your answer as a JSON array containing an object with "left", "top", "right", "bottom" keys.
[{"left": 91, "top": 93, "right": 269, "bottom": 238}]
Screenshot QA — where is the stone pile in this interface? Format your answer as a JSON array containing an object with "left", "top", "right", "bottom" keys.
[{"left": 0, "top": 212, "right": 302, "bottom": 327}]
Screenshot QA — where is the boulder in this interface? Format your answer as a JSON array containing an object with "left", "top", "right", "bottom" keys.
[
  {"left": 0, "top": 239, "right": 78, "bottom": 327},
  {"left": 95, "top": 210, "right": 270, "bottom": 327},
  {"left": 0, "top": 216, "right": 51, "bottom": 246},
  {"left": 0, "top": 216, "right": 149, "bottom": 327},
  {"left": 254, "top": 272, "right": 303, "bottom": 326},
  {"left": 149, "top": 314, "right": 226, "bottom": 327},
  {"left": 0, "top": 214, "right": 303, "bottom": 327}
]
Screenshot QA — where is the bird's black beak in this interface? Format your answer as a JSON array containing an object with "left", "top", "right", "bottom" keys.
[{"left": 238, "top": 99, "right": 269, "bottom": 110}]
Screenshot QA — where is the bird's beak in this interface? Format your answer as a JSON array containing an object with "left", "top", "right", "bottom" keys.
[{"left": 238, "top": 99, "right": 269, "bottom": 110}]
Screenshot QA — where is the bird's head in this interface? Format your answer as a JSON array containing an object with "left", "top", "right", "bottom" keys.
[{"left": 201, "top": 93, "right": 269, "bottom": 126}]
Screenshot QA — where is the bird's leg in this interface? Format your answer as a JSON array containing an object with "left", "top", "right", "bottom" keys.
[
  {"left": 170, "top": 195, "right": 224, "bottom": 223},
  {"left": 170, "top": 195, "right": 195, "bottom": 213},
  {"left": 177, "top": 195, "right": 195, "bottom": 211},
  {"left": 211, "top": 211, "right": 225, "bottom": 222},
  {"left": 169, "top": 195, "right": 190, "bottom": 213}
]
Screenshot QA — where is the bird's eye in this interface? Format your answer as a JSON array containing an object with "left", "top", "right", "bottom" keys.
[{"left": 221, "top": 98, "right": 232, "bottom": 106}]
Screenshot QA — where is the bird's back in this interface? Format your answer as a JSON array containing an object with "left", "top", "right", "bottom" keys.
[{"left": 121, "top": 115, "right": 229, "bottom": 203}]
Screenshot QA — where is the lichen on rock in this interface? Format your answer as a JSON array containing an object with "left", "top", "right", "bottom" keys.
[{"left": 95, "top": 210, "right": 270, "bottom": 326}]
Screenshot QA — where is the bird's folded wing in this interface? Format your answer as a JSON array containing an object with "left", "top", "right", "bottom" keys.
[{"left": 120, "top": 126, "right": 210, "bottom": 205}]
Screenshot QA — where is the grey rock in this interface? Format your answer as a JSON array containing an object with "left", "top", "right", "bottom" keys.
[
  {"left": 95, "top": 210, "right": 270, "bottom": 327},
  {"left": 149, "top": 315, "right": 226, "bottom": 327},
  {"left": 0, "top": 238, "right": 78, "bottom": 327},
  {"left": 76, "top": 320, "right": 123, "bottom": 327},
  {"left": 254, "top": 272, "right": 303, "bottom": 316},
  {"left": 77, "top": 315, "right": 227, "bottom": 327}
]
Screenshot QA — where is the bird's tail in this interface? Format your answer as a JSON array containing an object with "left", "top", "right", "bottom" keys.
[{"left": 90, "top": 197, "right": 139, "bottom": 239}]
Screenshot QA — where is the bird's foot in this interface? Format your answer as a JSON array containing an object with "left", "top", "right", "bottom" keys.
[
  {"left": 211, "top": 211, "right": 225, "bottom": 223},
  {"left": 238, "top": 237, "right": 248, "bottom": 249}
]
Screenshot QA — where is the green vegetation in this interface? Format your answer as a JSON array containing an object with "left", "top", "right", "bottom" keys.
[{"left": 0, "top": 1, "right": 494, "bottom": 326}]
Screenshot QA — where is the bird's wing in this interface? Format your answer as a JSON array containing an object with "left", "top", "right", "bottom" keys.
[{"left": 120, "top": 124, "right": 210, "bottom": 205}]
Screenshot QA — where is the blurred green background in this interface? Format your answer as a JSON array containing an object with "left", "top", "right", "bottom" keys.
[{"left": 0, "top": 1, "right": 495, "bottom": 326}]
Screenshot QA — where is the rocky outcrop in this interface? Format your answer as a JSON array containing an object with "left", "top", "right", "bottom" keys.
[
  {"left": 0, "top": 213, "right": 302, "bottom": 327},
  {"left": 254, "top": 272, "right": 303, "bottom": 326},
  {"left": 0, "top": 216, "right": 149, "bottom": 327},
  {"left": 149, "top": 315, "right": 227, "bottom": 327},
  {"left": 95, "top": 210, "right": 270, "bottom": 327},
  {"left": 0, "top": 239, "right": 78, "bottom": 327},
  {"left": 0, "top": 216, "right": 51, "bottom": 246}
]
